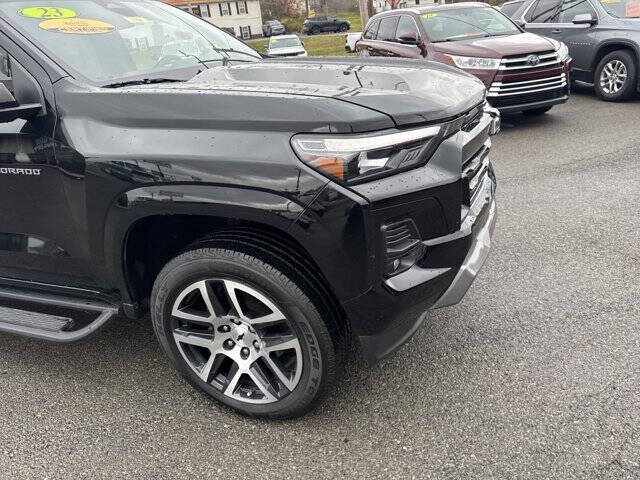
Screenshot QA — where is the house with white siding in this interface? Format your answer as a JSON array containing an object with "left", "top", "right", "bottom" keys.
[{"left": 164, "top": 0, "right": 264, "bottom": 38}]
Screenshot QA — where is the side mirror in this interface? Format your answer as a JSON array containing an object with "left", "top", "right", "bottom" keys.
[
  {"left": 0, "top": 83, "right": 42, "bottom": 123},
  {"left": 397, "top": 32, "right": 420, "bottom": 45},
  {"left": 572, "top": 13, "right": 596, "bottom": 25}
]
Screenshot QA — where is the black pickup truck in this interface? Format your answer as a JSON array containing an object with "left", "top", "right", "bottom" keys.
[{"left": 0, "top": 0, "right": 499, "bottom": 419}]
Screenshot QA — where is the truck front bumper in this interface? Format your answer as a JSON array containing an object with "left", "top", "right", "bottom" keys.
[{"left": 344, "top": 169, "right": 497, "bottom": 365}]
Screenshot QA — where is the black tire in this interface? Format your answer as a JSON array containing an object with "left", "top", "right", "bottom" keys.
[
  {"left": 151, "top": 244, "right": 344, "bottom": 419},
  {"left": 593, "top": 50, "right": 637, "bottom": 101},
  {"left": 522, "top": 106, "right": 552, "bottom": 116},
  {"left": 339, "top": 23, "right": 348, "bottom": 32},
  {"left": 311, "top": 26, "right": 321, "bottom": 35}
]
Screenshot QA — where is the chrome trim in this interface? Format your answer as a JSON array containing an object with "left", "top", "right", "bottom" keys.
[
  {"left": 487, "top": 81, "right": 567, "bottom": 97},
  {"left": 490, "top": 78, "right": 565, "bottom": 93},
  {"left": 431, "top": 187, "right": 497, "bottom": 310},
  {"left": 498, "top": 58, "right": 561, "bottom": 71},
  {"left": 491, "top": 73, "right": 565, "bottom": 86},
  {"left": 501, "top": 52, "right": 557, "bottom": 63}
]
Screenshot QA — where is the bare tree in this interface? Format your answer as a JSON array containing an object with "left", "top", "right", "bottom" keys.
[{"left": 261, "top": 0, "right": 302, "bottom": 20}]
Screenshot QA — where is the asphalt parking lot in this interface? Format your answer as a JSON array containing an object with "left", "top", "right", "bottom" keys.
[{"left": 1, "top": 87, "right": 639, "bottom": 480}]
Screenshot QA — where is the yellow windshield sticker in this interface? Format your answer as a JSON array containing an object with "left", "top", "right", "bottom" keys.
[
  {"left": 124, "top": 16, "right": 151, "bottom": 24},
  {"left": 20, "top": 6, "right": 78, "bottom": 18},
  {"left": 39, "top": 18, "right": 115, "bottom": 34},
  {"left": 421, "top": 13, "right": 438, "bottom": 18},
  {"left": 600, "top": 0, "right": 619, "bottom": 3}
]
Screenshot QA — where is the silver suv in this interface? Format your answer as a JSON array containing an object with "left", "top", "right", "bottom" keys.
[{"left": 502, "top": 0, "right": 640, "bottom": 100}]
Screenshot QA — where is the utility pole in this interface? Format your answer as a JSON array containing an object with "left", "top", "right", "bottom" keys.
[
  {"left": 305, "top": 0, "right": 309, "bottom": 17},
  {"left": 358, "top": 0, "right": 370, "bottom": 30}
]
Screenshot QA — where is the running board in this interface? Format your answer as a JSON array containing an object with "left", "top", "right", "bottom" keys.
[{"left": 0, "top": 287, "right": 119, "bottom": 342}]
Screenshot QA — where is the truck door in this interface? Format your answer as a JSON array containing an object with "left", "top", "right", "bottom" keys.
[{"left": 0, "top": 37, "right": 94, "bottom": 287}]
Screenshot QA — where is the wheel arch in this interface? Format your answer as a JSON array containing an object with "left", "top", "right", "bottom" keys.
[
  {"left": 591, "top": 41, "right": 640, "bottom": 88},
  {"left": 103, "top": 184, "right": 346, "bottom": 321}
]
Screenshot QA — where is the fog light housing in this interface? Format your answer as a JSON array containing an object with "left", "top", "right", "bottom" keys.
[{"left": 381, "top": 218, "right": 424, "bottom": 277}]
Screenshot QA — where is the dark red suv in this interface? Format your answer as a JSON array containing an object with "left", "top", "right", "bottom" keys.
[{"left": 356, "top": 3, "right": 572, "bottom": 115}]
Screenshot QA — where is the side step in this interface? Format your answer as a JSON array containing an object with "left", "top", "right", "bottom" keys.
[{"left": 0, "top": 287, "right": 119, "bottom": 342}]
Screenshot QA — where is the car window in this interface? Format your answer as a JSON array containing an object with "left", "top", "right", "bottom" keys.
[
  {"left": 0, "top": 0, "right": 261, "bottom": 84},
  {"left": 421, "top": 7, "right": 520, "bottom": 42},
  {"left": 363, "top": 19, "right": 380, "bottom": 39},
  {"left": 269, "top": 37, "right": 302, "bottom": 49},
  {"left": 500, "top": 1, "right": 524, "bottom": 17},
  {"left": 0, "top": 48, "right": 12, "bottom": 94},
  {"left": 377, "top": 16, "right": 400, "bottom": 41},
  {"left": 524, "top": 0, "right": 562, "bottom": 22},
  {"left": 557, "top": 0, "right": 597, "bottom": 21},
  {"left": 396, "top": 15, "right": 420, "bottom": 40}
]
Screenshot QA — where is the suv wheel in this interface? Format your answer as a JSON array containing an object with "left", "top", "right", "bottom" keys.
[
  {"left": 339, "top": 23, "right": 348, "bottom": 32},
  {"left": 594, "top": 50, "right": 637, "bottom": 101},
  {"left": 311, "top": 26, "right": 321, "bottom": 35},
  {"left": 151, "top": 245, "right": 342, "bottom": 419}
]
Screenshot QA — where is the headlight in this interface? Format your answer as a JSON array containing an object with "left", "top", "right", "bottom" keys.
[
  {"left": 447, "top": 55, "right": 501, "bottom": 70},
  {"left": 556, "top": 42, "right": 569, "bottom": 62},
  {"left": 291, "top": 126, "right": 441, "bottom": 184}
]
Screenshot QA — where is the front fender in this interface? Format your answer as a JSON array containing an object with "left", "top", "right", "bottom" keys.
[{"left": 103, "top": 184, "right": 310, "bottom": 308}]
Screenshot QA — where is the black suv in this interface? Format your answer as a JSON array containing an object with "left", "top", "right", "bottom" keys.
[
  {"left": 0, "top": 0, "right": 498, "bottom": 419},
  {"left": 502, "top": 0, "right": 640, "bottom": 100},
  {"left": 302, "top": 15, "right": 351, "bottom": 34}
]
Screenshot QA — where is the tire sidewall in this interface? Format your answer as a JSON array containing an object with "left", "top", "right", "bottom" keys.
[
  {"left": 151, "top": 250, "right": 333, "bottom": 418},
  {"left": 595, "top": 51, "right": 636, "bottom": 101}
]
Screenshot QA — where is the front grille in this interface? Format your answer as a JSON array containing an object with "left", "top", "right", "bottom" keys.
[
  {"left": 461, "top": 106, "right": 483, "bottom": 132},
  {"left": 488, "top": 73, "right": 567, "bottom": 99},
  {"left": 489, "top": 87, "right": 566, "bottom": 108},
  {"left": 461, "top": 144, "right": 490, "bottom": 207},
  {"left": 499, "top": 50, "right": 561, "bottom": 72}
]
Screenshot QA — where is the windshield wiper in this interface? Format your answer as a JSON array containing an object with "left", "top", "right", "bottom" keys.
[
  {"left": 101, "top": 78, "right": 185, "bottom": 88},
  {"left": 216, "top": 48, "right": 262, "bottom": 61},
  {"left": 438, "top": 33, "right": 490, "bottom": 42}
]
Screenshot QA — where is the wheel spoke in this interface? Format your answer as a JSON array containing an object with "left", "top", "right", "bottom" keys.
[
  {"left": 223, "top": 279, "right": 286, "bottom": 325},
  {"left": 247, "top": 311, "right": 287, "bottom": 325},
  {"left": 262, "top": 354, "right": 296, "bottom": 391},
  {"left": 198, "top": 354, "right": 216, "bottom": 382},
  {"left": 172, "top": 280, "right": 218, "bottom": 323},
  {"left": 263, "top": 334, "right": 300, "bottom": 353},
  {"left": 223, "top": 280, "right": 247, "bottom": 319},
  {"left": 248, "top": 365, "right": 278, "bottom": 401},
  {"left": 224, "top": 363, "right": 242, "bottom": 397},
  {"left": 173, "top": 328, "right": 215, "bottom": 349}
]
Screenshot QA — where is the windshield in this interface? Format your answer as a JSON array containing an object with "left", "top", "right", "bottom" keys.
[
  {"left": 421, "top": 7, "right": 520, "bottom": 42},
  {"left": 597, "top": 0, "right": 640, "bottom": 17},
  {"left": 0, "top": 0, "right": 261, "bottom": 83},
  {"left": 269, "top": 37, "right": 302, "bottom": 49}
]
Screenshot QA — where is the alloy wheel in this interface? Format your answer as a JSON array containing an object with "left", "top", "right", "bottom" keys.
[
  {"left": 170, "top": 279, "right": 303, "bottom": 404},
  {"left": 600, "top": 60, "right": 627, "bottom": 94}
]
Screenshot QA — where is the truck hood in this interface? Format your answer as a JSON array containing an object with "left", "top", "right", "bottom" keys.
[
  {"left": 432, "top": 32, "right": 556, "bottom": 59},
  {"left": 174, "top": 57, "right": 486, "bottom": 126}
]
